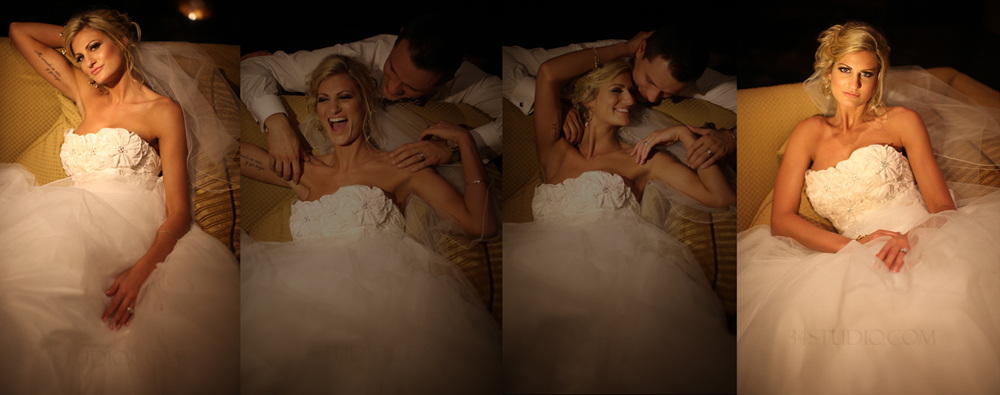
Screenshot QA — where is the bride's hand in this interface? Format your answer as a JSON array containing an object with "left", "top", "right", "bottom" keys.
[
  {"left": 858, "top": 230, "right": 911, "bottom": 273},
  {"left": 390, "top": 121, "right": 468, "bottom": 172},
  {"left": 103, "top": 261, "right": 156, "bottom": 330},
  {"left": 631, "top": 125, "right": 690, "bottom": 165}
]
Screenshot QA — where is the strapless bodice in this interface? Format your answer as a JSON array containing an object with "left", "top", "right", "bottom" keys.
[
  {"left": 60, "top": 128, "right": 161, "bottom": 186},
  {"left": 289, "top": 185, "right": 405, "bottom": 242},
  {"left": 532, "top": 171, "right": 640, "bottom": 222},
  {"left": 804, "top": 144, "right": 923, "bottom": 237}
]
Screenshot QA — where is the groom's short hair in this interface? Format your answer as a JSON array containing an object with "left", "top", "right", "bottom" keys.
[
  {"left": 396, "top": 14, "right": 464, "bottom": 85},
  {"left": 643, "top": 25, "right": 708, "bottom": 83}
]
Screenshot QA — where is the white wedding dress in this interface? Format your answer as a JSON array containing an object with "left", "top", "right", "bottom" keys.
[
  {"left": 0, "top": 128, "right": 240, "bottom": 394},
  {"left": 737, "top": 144, "right": 1000, "bottom": 394},
  {"left": 239, "top": 185, "right": 501, "bottom": 394},
  {"left": 503, "top": 170, "right": 736, "bottom": 394}
]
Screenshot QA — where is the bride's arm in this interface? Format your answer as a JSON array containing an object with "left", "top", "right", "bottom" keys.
[
  {"left": 896, "top": 108, "right": 956, "bottom": 213},
  {"left": 9, "top": 22, "right": 84, "bottom": 102},
  {"left": 102, "top": 102, "right": 191, "bottom": 330},
  {"left": 771, "top": 118, "right": 855, "bottom": 253},
  {"left": 534, "top": 42, "right": 635, "bottom": 178},
  {"left": 638, "top": 125, "right": 735, "bottom": 208},
  {"left": 240, "top": 142, "right": 309, "bottom": 199},
  {"left": 405, "top": 122, "right": 496, "bottom": 238}
]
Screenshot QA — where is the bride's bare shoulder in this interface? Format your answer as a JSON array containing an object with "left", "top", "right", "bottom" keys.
[
  {"left": 794, "top": 114, "right": 828, "bottom": 131},
  {"left": 883, "top": 106, "right": 923, "bottom": 124}
]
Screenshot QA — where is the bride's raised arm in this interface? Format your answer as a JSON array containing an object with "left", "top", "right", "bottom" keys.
[
  {"left": 533, "top": 41, "right": 636, "bottom": 178},
  {"left": 240, "top": 142, "right": 309, "bottom": 199},
  {"left": 9, "top": 22, "right": 85, "bottom": 103}
]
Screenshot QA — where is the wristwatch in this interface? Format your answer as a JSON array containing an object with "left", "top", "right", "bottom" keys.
[{"left": 446, "top": 140, "right": 461, "bottom": 163}]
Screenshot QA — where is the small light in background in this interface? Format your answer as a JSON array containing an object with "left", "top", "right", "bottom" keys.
[{"left": 178, "top": 0, "right": 212, "bottom": 21}]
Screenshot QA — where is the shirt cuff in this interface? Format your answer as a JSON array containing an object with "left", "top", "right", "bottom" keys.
[
  {"left": 250, "top": 95, "right": 288, "bottom": 133},
  {"left": 511, "top": 76, "right": 536, "bottom": 115},
  {"left": 470, "top": 122, "right": 501, "bottom": 161}
]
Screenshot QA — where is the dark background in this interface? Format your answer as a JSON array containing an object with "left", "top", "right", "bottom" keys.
[
  {"left": 737, "top": 1, "right": 1000, "bottom": 90},
  {"left": 2, "top": 1, "right": 241, "bottom": 44},
  {"left": 501, "top": 2, "right": 738, "bottom": 78},
  {"left": 3, "top": 1, "right": 996, "bottom": 89}
]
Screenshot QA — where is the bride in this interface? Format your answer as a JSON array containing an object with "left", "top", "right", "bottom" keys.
[
  {"left": 238, "top": 54, "right": 500, "bottom": 394},
  {"left": 503, "top": 35, "right": 736, "bottom": 393},
  {"left": 1, "top": 8, "right": 239, "bottom": 394},
  {"left": 737, "top": 21, "right": 1000, "bottom": 394}
]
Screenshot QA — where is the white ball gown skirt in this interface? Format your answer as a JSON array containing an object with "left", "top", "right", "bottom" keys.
[
  {"left": 503, "top": 171, "right": 736, "bottom": 394},
  {"left": 0, "top": 164, "right": 240, "bottom": 394},
  {"left": 239, "top": 186, "right": 501, "bottom": 394}
]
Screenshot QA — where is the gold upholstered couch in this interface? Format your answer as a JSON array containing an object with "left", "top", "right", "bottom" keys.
[
  {"left": 737, "top": 67, "right": 1000, "bottom": 234},
  {"left": 502, "top": 95, "right": 739, "bottom": 321},
  {"left": 0, "top": 37, "right": 242, "bottom": 258},
  {"left": 240, "top": 97, "right": 504, "bottom": 324}
]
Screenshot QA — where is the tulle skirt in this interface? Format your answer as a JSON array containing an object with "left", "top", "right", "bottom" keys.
[
  {"left": 239, "top": 230, "right": 501, "bottom": 394},
  {"left": 737, "top": 190, "right": 1000, "bottom": 394},
  {"left": 0, "top": 164, "right": 240, "bottom": 394},
  {"left": 503, "top": 211, "right": 736, "bottom": 394}
]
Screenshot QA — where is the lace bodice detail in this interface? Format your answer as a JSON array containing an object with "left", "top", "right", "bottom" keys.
[
  {"left": 804, "top": 144, "right": 922, "bottom": 237},
  {"left": 289, "top": 185, "right": 405, "bottom": 242},
  {"left": 60, "top": 128, "right": 161, "bottom": 186},
  {"left": 532, "top": 171, "right": 640, "bottom": 222}
]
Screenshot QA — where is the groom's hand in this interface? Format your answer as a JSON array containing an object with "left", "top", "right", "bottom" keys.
[{"left": 264, "top": 113, "right": 309, "bottom": 184}]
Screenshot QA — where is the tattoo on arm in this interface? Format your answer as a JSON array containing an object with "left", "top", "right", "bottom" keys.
[
  {"left": 35, "top": 50, "right": 63, "bottom": 82},
  {"left": 551, "top": 123, "right": 559, "bottom": 139},
  {"left": 241, "top": 153, "right": 266, "bottom": 172}
]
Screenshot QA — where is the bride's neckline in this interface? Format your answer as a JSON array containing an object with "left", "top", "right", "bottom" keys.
[
  {"left": 543, "top": 170, "right": 622, "bottom": 187},
  {"left": 294, "top": 184, "right": 396, "bottom": 205},
  {"left": 807, "top": 144, "right": 903, "bottom": 175},
  {"left": 69, "top": 127, "right": 155, "bottom": 146}
]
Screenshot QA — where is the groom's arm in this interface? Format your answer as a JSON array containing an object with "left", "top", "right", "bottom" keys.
[
  {"left": 239, "top": 35, "right": 396, "bottom": 183},
  {"left": 438, "top": 62, "right": 503, "bottom": 161},
  {"left": 240, "top": 34, "right": 395, "bottom": 132}
]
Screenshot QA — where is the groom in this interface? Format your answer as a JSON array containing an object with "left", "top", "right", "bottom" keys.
[
  {"left": 503, "top": 25, "right": 736, "bottom": 169},
  {"left": 241, "top": 14, "right": 501, "bottom": 184}
]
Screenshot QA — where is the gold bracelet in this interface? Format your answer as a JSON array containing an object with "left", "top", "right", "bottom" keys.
[
  {"left": 856, "top": 233, "right": 868, "bottom": 241},
  {"left": 466, "top": 179, "right": 484, "bottom": 185},
  {"left": 591, "top": 46, "right": 600, "bottom": 69}
]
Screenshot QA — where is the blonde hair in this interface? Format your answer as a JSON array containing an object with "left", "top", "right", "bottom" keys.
[
  {"left": 814, "top": 21, "right": 891, "bottom": 115},
  {"left": 306, "top": 55, "right": 381, "bottom": 149},
  {"left": 62, "top": 8, "right": 143, "bottom": 84},
  {"left": 564, "top": 58, "right": 633, "bottom": 125}
]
